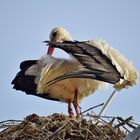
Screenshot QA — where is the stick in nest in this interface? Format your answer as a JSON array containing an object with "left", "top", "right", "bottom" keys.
[{"left": 47, "top": 122, "right": 69, "bottom": 140}]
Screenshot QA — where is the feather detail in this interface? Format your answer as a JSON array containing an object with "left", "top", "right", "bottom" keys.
[
  {"left": 37, "top": 57, "right": 108, "bottom": 103},
  {"left": 89, "top": 40, "right": 138, "bottom": 90}
]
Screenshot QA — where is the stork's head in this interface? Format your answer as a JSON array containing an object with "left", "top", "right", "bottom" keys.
[{"left": 47, "top": 27, "right": 72, "bottom": 55}]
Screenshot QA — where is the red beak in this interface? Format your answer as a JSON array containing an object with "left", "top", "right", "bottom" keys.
[{"left": 47, "top": 44, "right": 54, "bottom": 55}]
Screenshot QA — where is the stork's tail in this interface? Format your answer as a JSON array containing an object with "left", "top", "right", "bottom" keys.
[{"left": 11, "top": 60, "right": 37, "bottom": 94}]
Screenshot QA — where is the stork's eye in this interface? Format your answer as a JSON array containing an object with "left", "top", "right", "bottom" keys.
[{"left": 52, "top": 32, "right": 57, "bottom": 37}]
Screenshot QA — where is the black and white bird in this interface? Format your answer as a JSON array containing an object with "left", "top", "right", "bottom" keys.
[{"left": 12, "top": 27, "right": 138, "bottom": 117}]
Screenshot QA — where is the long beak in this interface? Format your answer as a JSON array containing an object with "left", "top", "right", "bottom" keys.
[
  {"left": 47, "top": 44, "right": 55, "bottom": 55},
  {"left": 43, "top": 40, "right": 55, "bottom": 55}
]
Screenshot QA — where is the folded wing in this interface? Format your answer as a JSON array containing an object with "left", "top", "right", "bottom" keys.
[
  {"left": 46, "top": 40, "right": 138, "bottom": 90},
  {"left": 45, "top": 41, "right": 121, "bottom": 86}
]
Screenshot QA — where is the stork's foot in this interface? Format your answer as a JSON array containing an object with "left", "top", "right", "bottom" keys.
[
  {"left": 69, "top": 109, "right": 74, "bottom": 118},
  {"left": 68, "top": 100, "right": 74, "bottom": 118}
]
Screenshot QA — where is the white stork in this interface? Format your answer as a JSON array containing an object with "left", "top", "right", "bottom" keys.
[{"left": 12, "top": 27, "right": 138, "bottom": 117}]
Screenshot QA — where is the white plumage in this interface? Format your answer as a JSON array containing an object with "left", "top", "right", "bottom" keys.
[{"left": 37, "top": 54, "right": 108, "bottom": 103}]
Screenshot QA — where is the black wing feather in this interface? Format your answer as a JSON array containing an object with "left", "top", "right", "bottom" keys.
[{"left": 49, "top": 41, "right": 121, "bottom": 84}]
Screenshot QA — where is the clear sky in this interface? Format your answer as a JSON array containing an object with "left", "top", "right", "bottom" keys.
[{"left": 0, "top": 0, "right": 140, "bottom": 123}]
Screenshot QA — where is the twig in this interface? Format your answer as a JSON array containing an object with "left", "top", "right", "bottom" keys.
[
  {"left": 0, "top": 120, "right": 22, "bottom": 129},
  {"left": 115, "top": 117, "right": 133, "bottom": 128},
  {"left": 129, "top": 121, "right": 140, "bottom": 127},
  {"left": 47, "top": 122, "right": 68, "bottom": 139},
  {"left": 0, "top": 120, "right": 22, "bottom": 124},
  {"left": 85, "top": 128, "right": 96, "bottom": 139},
  {"left": 80, "top": 103, "right": 104, "bottom": 114},
  {"left": 109, "top": 118, "right": 116, "bottom": 125},
  {"left": 0, "top": 120, "right": 22, "bottom": 133},
  {"left": 117, "top": 120, "right": 130, "bottom": 133}
]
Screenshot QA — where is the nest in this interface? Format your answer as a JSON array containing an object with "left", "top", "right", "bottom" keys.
[{"left": 0, "top": 112, "right": 139, "bottom": 140}]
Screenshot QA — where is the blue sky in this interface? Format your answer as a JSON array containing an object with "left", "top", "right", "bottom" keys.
[{"left": 0, "top": 0, "right": 140, "bottom": 123}]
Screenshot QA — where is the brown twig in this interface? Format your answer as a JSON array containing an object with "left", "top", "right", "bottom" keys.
[
  {"left": 47, "top": 122, "right": 68, "bottom": 139},
  {"left": 80, "top": 103, "right": 104, "bottom": 114},
  {"left": 115, "top": 116, "right": 133, "bottom": 128}
]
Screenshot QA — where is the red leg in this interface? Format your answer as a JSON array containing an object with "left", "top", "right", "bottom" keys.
[
  {"left": 68, "top": 100, "right": 74, "bottom": 117},
  {"left": 73, "top": 88, "right": 80, "bottom": 118}
]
